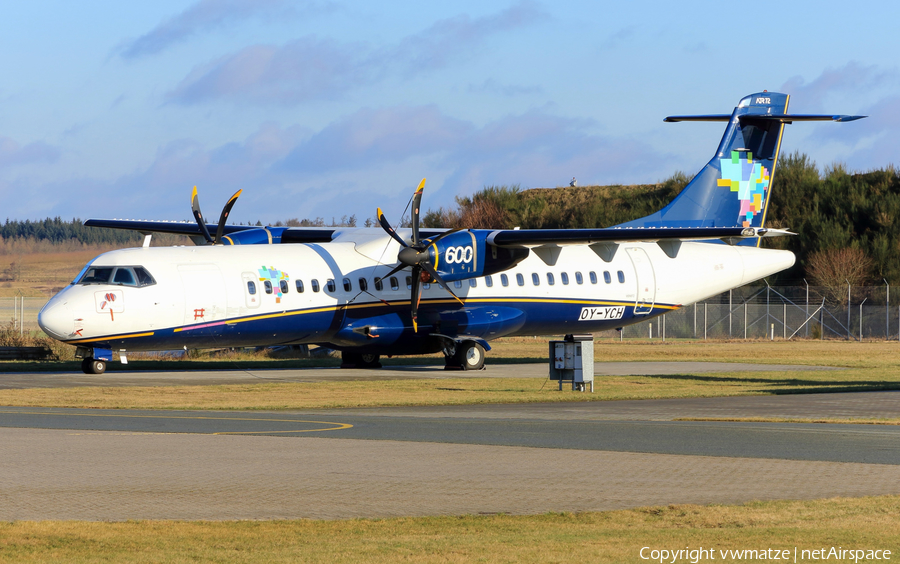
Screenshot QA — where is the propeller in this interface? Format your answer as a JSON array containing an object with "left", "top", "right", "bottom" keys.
[
  {"left": 191, "top": 186, "right": 243, "bottom": 245},
  {"left": 377, "top": 178, "right": 464, "bottom": 332}
]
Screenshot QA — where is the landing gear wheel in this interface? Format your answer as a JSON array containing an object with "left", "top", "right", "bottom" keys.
[
  {"left": 455, "top": 341, "right": 485, "bottom": 371},
  {"left": 340, "top": 351, "right": 382, "bottom": 369},
  {"left": 82, "top": 358, "right": 106, "bottom": 375},
  {"left": 359, "top": 353, "right": 382, "bottom": 369}
]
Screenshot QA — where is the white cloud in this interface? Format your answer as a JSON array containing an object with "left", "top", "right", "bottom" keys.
[
  {"left": 120, "top": 0, "right": 332, "bottom": 59},
  {"left": 0, "top": 136, "right": 60, "bottom": 167},
  {"left": 166, "top": 1, "right": 547, "bottom": 106}
]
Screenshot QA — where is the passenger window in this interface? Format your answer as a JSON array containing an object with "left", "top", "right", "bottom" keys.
[
  {"left": 390, "top": 277, "right": 400, "bottom": 291},
  {"left": 113, "top": 267, "right": 137, "bottom": 286},
  {"left": 295, "top": 280, "right": 304, "bottom": 293},
  {"left": 575, "top": 271, "right": 583, "bottom": 285},
  {"left": 454, "top": 280, "right": 463, "bottom": 288},
  {"left": 247, "top": 281, "right": 257, "bottom": 295},
  {"left": 280, "top": 280, "right": 289, "bottom": 294},
  {"left": 485, "top": 275, "right": 493, "bottom": 287},
  {"left": 343, "top": 278, "right": 352, "bottom": 292},
  {"left": 589, "top": 272, "right": 598, "bottom": 284},
  {"left": 423, "top": 282, "right": 431, "bottom": 289},
  {"left": 374, "top": 277, "right": 383, "bottom": 291},
  {"left": 406, "top": 276, "right": 412, "bottom": 290},
  {"left": 326, "top": 279, "right": 335, "bottom": 293},
  {"left": 547, "top": 273, "right": 555, "bottom": 286},
  {"left": 469, "top": 278, "right": 477, "bottom": 287},
  {"left": 134, "top": 267, "right": 156, "bottom": 287},
  {"left": 311, "top": 279, "right": 320, "bottom": 292},
  {"left": 618, "top": 270, "right": 626, "bottom": 283},
  {"left": 561, "top": 272, "right": 569, "bottom": 285},
  {"left": 604, "top": 271, "right": 611, "bottom": 284},
  {"left": 264, "top": 281, "right": 273, "bottom": 294},
  {"left": 501, "top": 274, "right": 509, "bottom": 287},
  {"left": 358, "top": 278, "right": 368, "bottom": 292},
  {"left": 516, "top": 273, "right": 525, "bottom": 286},
  {"left": 532, "top": 273, "right": 539, "bottom": 286}
]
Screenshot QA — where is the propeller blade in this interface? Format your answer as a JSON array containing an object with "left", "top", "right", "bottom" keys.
[
  {"left": 214, "top": 189, "right": 242, "bottom": 245},
  {"left": 381, "top": 262, "right": 408, "bottom": 281},
  {"left": 421, "top": 261, "right": 464, "bottom": 305},
  {"left": 411, "top": 178, "right": 425, "bottom": 246},
  {"left": 190, "top": 186, "right": 214, "bottom": 244},
  {"left": 377, "top": 207, "right": 408, "bottom": 248},
  {"left": 410, "top": 266, "right": 422, "bottom": 332}
]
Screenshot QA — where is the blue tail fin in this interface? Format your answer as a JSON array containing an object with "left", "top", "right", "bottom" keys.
[{"left": 618, "top": 92, "right": 792, "bottom": 238}]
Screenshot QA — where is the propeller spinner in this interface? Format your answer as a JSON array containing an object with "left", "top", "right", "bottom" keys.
[
  {"left": 377, "top": 178, "right": 464, "bottom": 332},
  {"left": 191, "top": 186, "right": 242, "bottom": 245}
]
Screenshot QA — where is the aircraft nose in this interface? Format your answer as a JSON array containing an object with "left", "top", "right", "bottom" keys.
[{"left": 38, "top": 300, "right": 74, "bottom": 340}]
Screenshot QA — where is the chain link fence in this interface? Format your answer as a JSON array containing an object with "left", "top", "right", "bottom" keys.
[
  {"left": 0, "top": 296, "right": 45, "bottom": 336},
  {"left": 3, "top": 284, "right": 899, "bottom": 341},
  {"left": 620, "top": 284, "right": 899, "bottom": 341}
]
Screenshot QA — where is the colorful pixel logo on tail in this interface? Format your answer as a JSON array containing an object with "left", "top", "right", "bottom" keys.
[{"left": 718, "top": 151, "right": 770, "bottom": 227}]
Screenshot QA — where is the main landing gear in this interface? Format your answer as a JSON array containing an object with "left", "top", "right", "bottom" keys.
[
  {"left": 443, "top": 340, "right": 485, "bottom": 371},
  {"left": 340, "top": 351, "right": 382, "bottom": 369}
]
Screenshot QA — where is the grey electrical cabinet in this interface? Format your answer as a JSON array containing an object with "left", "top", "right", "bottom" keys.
[{"left": 548, "top": 334, "right": 594, "bottom": 392}]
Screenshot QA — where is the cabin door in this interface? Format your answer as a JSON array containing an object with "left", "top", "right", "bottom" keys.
[{"left": 625, "top": 247, "right": 656, "bottom": 315}]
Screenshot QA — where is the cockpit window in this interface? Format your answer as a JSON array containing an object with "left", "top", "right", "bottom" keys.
[
  {"left": 113, "top": 268, "right": 136, "bottom": 286},
  {"left": 134, "top": 267, "right": 156, "bottom": 286},
  {"left": 78, "top": 266, "right": 114, "bottom": 284},
  {"left": 76, "top": 265, "right": 156, "bottom": 287}
]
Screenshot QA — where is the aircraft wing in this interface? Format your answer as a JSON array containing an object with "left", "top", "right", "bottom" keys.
[
  {"left": 84, "top": 219, "right": 258, "bottom": 236},
  {"left": 485, "top": 226, "right": 791, "bottom": 247},
  {"left": 84, "top": 219, "right": 340, "bottom": 244}
]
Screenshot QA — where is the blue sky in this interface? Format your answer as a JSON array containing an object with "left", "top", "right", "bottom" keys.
[{"left": 0, "top": 0, "right": 896, "bottom": 225}]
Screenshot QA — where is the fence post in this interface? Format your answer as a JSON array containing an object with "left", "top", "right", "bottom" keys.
[
  {"left": 886, "top": 279, "right": 890, "bottom": 340},
  {"left": 847, "top": 282, "right": 852, "bottom": 340},
  {"left": 805, "top": 279, "right": 809, "bottom": 338},
  {"left": 859, "top": 298, "right": 867, "bottom": 341},
  {"left": 783, "top": 301, "right": 786, "bottom": 340},
  {"left": 693, "top": 302, "right": 697, "bottom": 339},
  {"left": 821, "top": 303, "right": 825, "bottom": 340},
  {"left": 662, "top": 314, "right": 666, "bottom": 342},
  {"left": 729, "top": 289, "right": 733, "bottom": 337},
  {"left": 704, "top": 303, "right": 707, "bottom": 340},
  {"left": 743, "top": 301, "right": 747, "bottom": 340}
]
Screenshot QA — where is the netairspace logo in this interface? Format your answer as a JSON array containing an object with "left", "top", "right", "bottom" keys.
[{"left": 639, "top": 546, "right": 892, "bottom": 563}]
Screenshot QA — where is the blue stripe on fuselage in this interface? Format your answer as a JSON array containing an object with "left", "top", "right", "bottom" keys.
[{"left": 63, "top": 296, "right": 677, "bottom": 352}]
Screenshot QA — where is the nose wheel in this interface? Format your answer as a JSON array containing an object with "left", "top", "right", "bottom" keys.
[{"left": 81, "top": 358, "right": 107, "bottom": 375}]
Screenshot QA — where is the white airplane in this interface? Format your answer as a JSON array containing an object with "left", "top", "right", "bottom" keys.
[{"left": 38, "top": 92, "right": 863, "bottom": 374}]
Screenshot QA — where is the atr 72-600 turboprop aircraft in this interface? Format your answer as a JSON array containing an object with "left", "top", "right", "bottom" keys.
[{"left": 39, "top": 92, "right": 863, "bottom": 374}]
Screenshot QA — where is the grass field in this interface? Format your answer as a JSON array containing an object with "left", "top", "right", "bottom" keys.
[
  {"left": 2, "top": 339, "right": 899, "bottom": 560},
  {"left": 1, "top": 496, "right": 897, "bottom": 563},
  {"left": 2, "top": 340, "right": 899, "bottom": 421}
]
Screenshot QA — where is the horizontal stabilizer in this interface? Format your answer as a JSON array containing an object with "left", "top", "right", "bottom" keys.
[{"left": 664, "top": 114, "right": 866, "bottom": 123}]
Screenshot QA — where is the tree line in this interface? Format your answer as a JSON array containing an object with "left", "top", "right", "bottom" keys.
[
  {"left": 423, "top": 153, "right": 900, "bottom": 287},
  {"left": 4, "top": 154, "right": 899, "bottom": 287}
]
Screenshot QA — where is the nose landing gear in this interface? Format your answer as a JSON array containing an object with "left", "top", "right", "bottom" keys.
[
  {"left": 76, "top": 346, "right": 112, "bottom": 374},
  {"left": 81, "top": 358, "right": 107, "bottom": 374}
]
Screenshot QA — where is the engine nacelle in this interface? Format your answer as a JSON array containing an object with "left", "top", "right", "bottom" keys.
[
  {"left": 221, "top": 227, "right": 287, "bottom": 245},
  {"left": 425, "top": 231, "right": 528, "bottom": 282}
]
